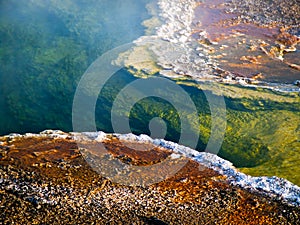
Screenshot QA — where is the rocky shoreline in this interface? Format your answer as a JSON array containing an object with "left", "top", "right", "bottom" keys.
[
  {"left": 123, "top": 0, "right": 300, "bottom": 93},
  {"left": 1, "top": 130, "right": 300, "bottom": 224}
]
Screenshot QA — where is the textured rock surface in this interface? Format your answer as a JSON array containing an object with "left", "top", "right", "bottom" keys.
[
  {"left": 0, "top": 130, "right": 299, "bottom": 224},
  {"left": 120, "top": 0, "right": 300, "bottom": 93}
]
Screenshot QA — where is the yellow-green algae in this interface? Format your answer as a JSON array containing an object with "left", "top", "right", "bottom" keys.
[{"left": 117, "top": 44, "right": 300, "bottom": 185}]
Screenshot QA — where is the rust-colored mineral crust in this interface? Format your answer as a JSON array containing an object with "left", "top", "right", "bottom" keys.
[
  {"left": 192, "top": 0, "right": 300, "bottom": 85},
  {"left": 0, "top": 131, "right": 299, "bottom": 224}
]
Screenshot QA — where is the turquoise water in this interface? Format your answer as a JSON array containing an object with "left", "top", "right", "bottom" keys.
[{"left": 0, "top": 0, "right": 150, "bottom": 135}]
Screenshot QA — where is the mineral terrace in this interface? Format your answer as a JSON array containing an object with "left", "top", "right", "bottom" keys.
[{"left": 0, "top": 130, "right": 299, "bottom": 224}]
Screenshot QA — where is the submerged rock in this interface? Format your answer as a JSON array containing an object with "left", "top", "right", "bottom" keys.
[{"left": 121, "top": 0, "right": 300, "bottom": 93}]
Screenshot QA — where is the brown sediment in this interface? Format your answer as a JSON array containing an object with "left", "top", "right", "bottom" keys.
[
  {"left": 276, "top": 27, "right": 300, "bottom": 47},
  {"left": 1, "top": 133, "right": 299, "bottom": 224},
  {"left": 103, "top": 139, "right": 172, "bottom": 165},
  {"left": 2, "top": 137, "right": 79, "bottom": 166},
  {"left": 192, "top": 0, "right": 300, "bottom": 84},
  {"left": 286, "top": 62, "right": 300, "bottom": 71},
  {"left": 153, "top": 159, "right": 229, "bottom": 204},
  {"left": 193, "top": 0, "right": 279, "bottom": 42}
]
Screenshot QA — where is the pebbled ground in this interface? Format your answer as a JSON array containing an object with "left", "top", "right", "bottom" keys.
[{"left": 0, "top": 131, "right": 299, "bottom": 224}]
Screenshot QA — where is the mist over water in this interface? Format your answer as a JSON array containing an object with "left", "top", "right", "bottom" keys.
[{"left": 0, "top": 0, "right": 150, "bottom": 135}]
